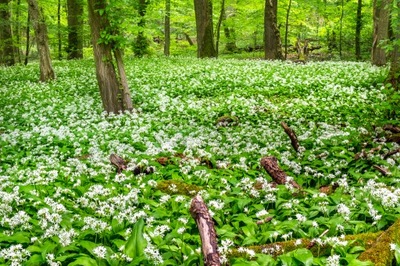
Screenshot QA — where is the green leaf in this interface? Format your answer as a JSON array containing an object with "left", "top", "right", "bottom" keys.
[
  {"left": 79, "top": 240, "right": 98, "bottom": 257},
  {"left": 68, "top": 256, "right": 98, "bottom": 266},
  {"left": 0, "top": 232, "right": 30, "bottom": 244},
  {"left": 293, "top": 248, "right": 313, "bottom": 266},
  {"left": 348, "top": 245, "right": 365, "bottom": 254},
  {"left": 124, "top": 218, "right": 147, "bottom": 258},
  {"left": 347, "top": 259, "right": 374, "bottom": 266},
  {"left": 26, "top": 254, "right": 44, "bottom": 265}
]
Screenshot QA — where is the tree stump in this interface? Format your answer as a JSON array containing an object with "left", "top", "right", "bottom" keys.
[
  {"left": 260, "top": 156, "right": 301, "bottom": 189},
  {"left": 190, "top": 195, "right": 221, "bottom": 266}
]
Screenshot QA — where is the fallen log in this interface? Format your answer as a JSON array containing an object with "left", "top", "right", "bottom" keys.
[
  {"left": 109, "top": 154, "right": 127, "bottom": 173},
  {"left": 260, "top": 156, "right": 301, "bottom": 189},
  {"left": 359, "top": 219, "right": 400, "bottom": 265},
  {"left": 280, "top": 121, "right": 300, "bottom": 152},
  {"left": 190, "top": 195, "right": 221, "bottom": 266}
]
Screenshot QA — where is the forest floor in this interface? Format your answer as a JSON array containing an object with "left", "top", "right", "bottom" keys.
[{"left": 0, "top": 57, "right": 399, "bottom": 265}]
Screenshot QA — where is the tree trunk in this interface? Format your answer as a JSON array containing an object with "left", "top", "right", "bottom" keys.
[
  {"left": 355, "top": 0, "right": 362, "bottom": 60},
  {"left": 184, "top": 32, "right": 194, "bottom": 46},
  {"left": 264, "top": 0, "right": 283, "bottom": 60},
  {"left": 190, "top": 195, "right": 221, "bottom": 266},
  {"left": 194, "top": 0, "right": 217, "bottom": 58},
  {"left": 67, "top": 0, "right": 84, "bottom": 59},
  {"left": 388, "top": 0, "right": 400, "bottom": 90},
  {"left": 215, "top": 0, "right": 225, "bottom": 57},
  {"left": 15, "top": 0, "right": 22, "bottom": 63},
  {"left": 28, "top": 0, "right": 55, "bottom": 81},
  {"left": 24, "top": 13, "right": 30, "bottom": 65},
  {"left": 284, "top": 0, "right": 292, "bottom": 60},
  {"left": 339, "top": 0, "right": 344, "bottom": 58},
  {"left": 164, "top": 0, "right": 170, "bottom": 56},
  {"left": 372, "top": 0, "right": 389, "bottom": 66},
  {"left": 0, "top": 0, "right": 15, "bottom": 66},
  {"left": 134, "top": 0, "right": 149, "bottom": 57},
  {"left": 87, "top": 0, "right": 133, "bottom": 113},
  {"left": 58, "top": 0, "right": 62, "bottom": 60}
]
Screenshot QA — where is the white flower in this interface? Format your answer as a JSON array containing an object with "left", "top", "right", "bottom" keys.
[
  {"left": 93, "top": 246, "right": 107, "bottom": 259},
  {"left": 326, "top": 254, "right": 340, "bottom": 266}
]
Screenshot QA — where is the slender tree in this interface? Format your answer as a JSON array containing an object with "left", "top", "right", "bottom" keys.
[
  {"left": 67, "top": 0, "right": 84, "bottom": 59},
  {"left": 87, "top": 0, "right": 133, "bottom": 113},
  {"left": 264, "top": 0, "right": 283, "bottom": 60},
  {"left": 164, "top": 0, "right": 170, "bottom": 56},
  {"left": 372, "top": 0, "right": 390, "bottom": 65},
  {"left": 223, "top": 6, "right": 237, "bottom": 52},
  {"left": 24, "top": 13, "right": 30, "bottom": 65},
  {"left": 339, "top": 0, "right": 344, "bottom": 58},
  {"left": 194, "top": 0, "right": 217, "bottom": 58},
  {"left": 388, "top": 0, "right": 400, "bottom": 90},
  {"left": 284, "top": 0, "right": 292, "bottom": 60},
  {"left": 58, "top": 0, "right": 62, "bottom": 60},
  {"left": 0, "top": 0, "right": 15, "bottom": 66},
  {"left": 215, "top": 0, "right": 225, "bottom": 56},
  {"left": 28, "top": 0, "right": 55, "bottom": 81},
  {"left": 133, "top": 0, "right": 149, "bottom": 57},
  {"left": 355, "top": 0, "right": 362, "bottom": 60}
]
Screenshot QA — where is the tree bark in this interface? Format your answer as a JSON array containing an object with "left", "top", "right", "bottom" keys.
[
  {"left": 339, "top": 0, "right": 344, "bottom": 58},
  {"left": 388, "top": 0, "right": 400, "bottom": 90},
  {"left": 372, "top": 0, "right": 389, "bottom": 66},
  {"left": 133, "top": 0, "right": 149, "bottom": 57},
  {"left": 190, "top": 195, "right": 221, "bottom": 266},
  {"left": 164, "top": 0, "right": 170, "bottom": 56},
  {"left": 260, "top": 156, "right": 301, "bottom": 189},
  {"left": 281, "top": 121, "right": 300, "bottom": 152},
  {"left": 28, "top": 0, "right": 55, "bottom": 81},
  {"left": 58, "top": 0, "right": 62, "bottom": 60},
  {"left": 87, "top": 0, "right": 133, "bottom": 113},
  {"left": 355, "top": 0, "right": 362, "bottom": 60},
  {"left": 215, "top": 0, "right": 225, "bottom": 57},
  {"left": 24, "top": 13, "right": 30, "bottom": 65},
  {"left": 194, "top": 0, "right": 217, "bottom": 58},
  {"left": 0, "top": 0, "right": 15, "bottom": 66},
  {"left": 284, "top": 0, "right": 292, "bottom": 60},
  {"left": 264, "top": 0, "right": 283, "bottom": 60},
  {"left": 67, "top": 0, "right": 84, "bottom": 59}
]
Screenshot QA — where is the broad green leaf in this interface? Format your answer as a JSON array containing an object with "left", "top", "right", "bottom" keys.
[
  {"left": 124, "top": 218, "right": 147, "bottom": 258},
  {"left": 293, "top": 248, "right": 313, "bottom": 266},
  {"left": 68, "top": 256, "right": 98, "bottom": 266}
]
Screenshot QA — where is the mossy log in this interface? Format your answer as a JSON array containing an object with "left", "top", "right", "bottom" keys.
[
  {"left": 157, "top": 180, "right": 202, "bottom": 196},
  {"left": 358, "top": 219, "right": 400, "bottom": 265},
  {"left": 229, "top": 231, "right": 381, "bottom": 259}
]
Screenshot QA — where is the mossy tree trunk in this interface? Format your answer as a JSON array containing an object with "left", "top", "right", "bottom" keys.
[
  {"left": 0, "top": 0, "right": 15, "bottom": 66},
  {"left": 194, "top": 0, "right": 217, "bottom": 58},
  {"left": 264, "top": 0, "right": 283, "bottom": 60},
  {"left": 67, "top": 0, "right": 84, "bottom": 59},
  {"left": 28, "top": 0, "right": 55, "bottom": 82},
  {"left": 87, "top": 0, "right": 133, "bottom": 113},
  {"left": 372, "top": 0, "right": 390, "bottom": 66}
]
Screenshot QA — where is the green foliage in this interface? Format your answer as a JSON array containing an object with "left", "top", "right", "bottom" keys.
[{"left": 0, "top": 58, "right": 398, "bottom": 265}]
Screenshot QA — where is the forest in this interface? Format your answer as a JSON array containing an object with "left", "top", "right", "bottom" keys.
[{"left": 1, "top": 0, "right": 400, "bottom": 265}]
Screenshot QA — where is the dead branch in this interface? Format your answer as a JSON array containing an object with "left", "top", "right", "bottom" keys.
[
  {"left": 383, "top": 148, "right": 400, "bottom": 159},
  {"left": 260, "top": 156, "right": 301, "bottom": 189},
  {"left": 190, "top": 195, "right": 221, "bottom": 266},
  {"left": 383, "top": 124, "right": 400, "bottom": 134},
  {"left": 354, "top": 145, "right": 382, "bottom": 160},
  {"left": 373, "top": 165, "right": 391, "bottom": 176},
  {"left": 109, "top": 154, "right": 127, "bottom": 173},
  {"left": 280, "top": 121, "right": 300, "bottom": 152}
]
